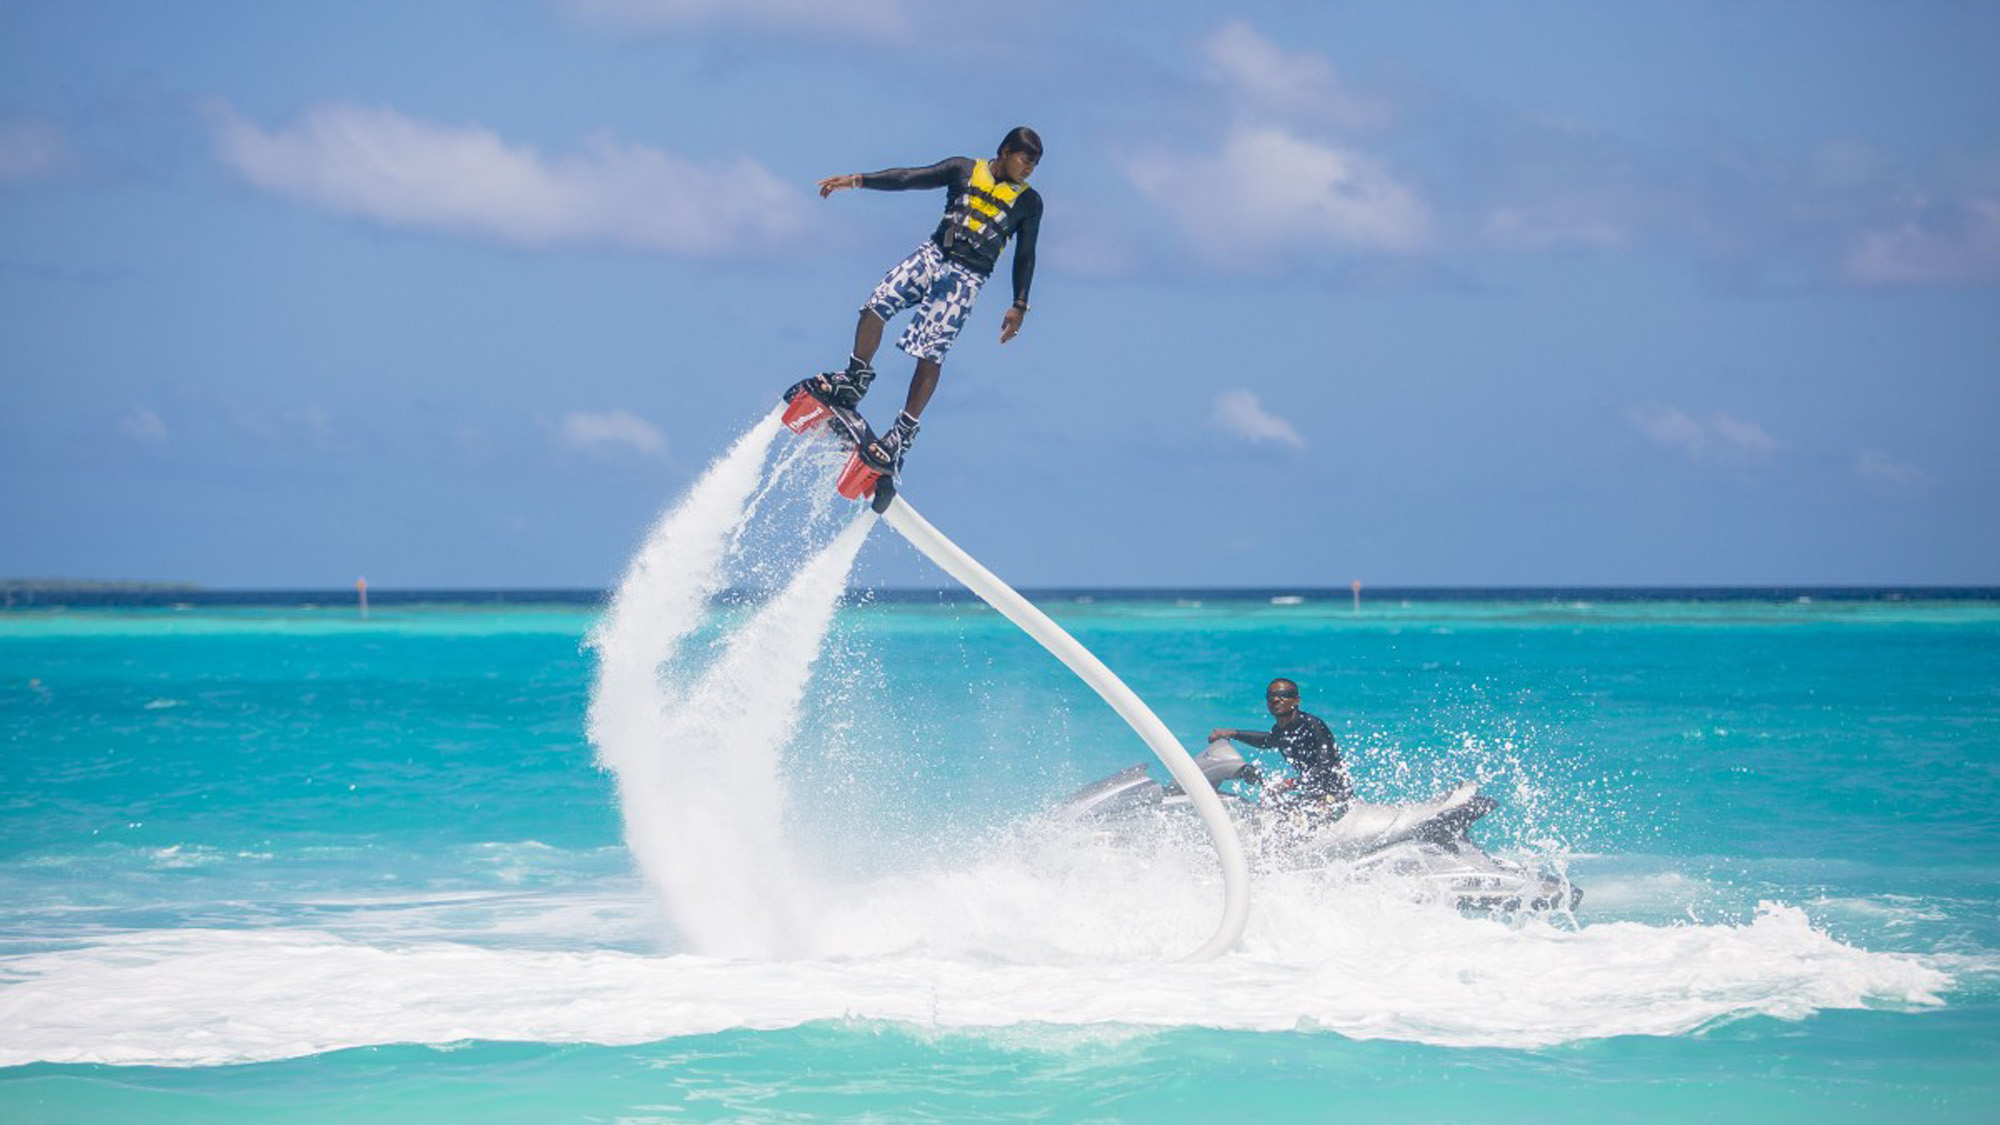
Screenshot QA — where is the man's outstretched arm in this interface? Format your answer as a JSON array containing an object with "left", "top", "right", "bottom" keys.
[{"left": 818, "top": 157, "right": 970, "bottom": 198}]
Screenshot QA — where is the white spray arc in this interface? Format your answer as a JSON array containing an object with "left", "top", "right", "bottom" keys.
[
  {"left": 638, "top": 517, "right": 871, "bottom": 956},
  {"left": 587, "top": 410, "right": 870, "bottom": 958},
  {"left": 587, "top": 407, "right": 1248, "bottom": 961}
]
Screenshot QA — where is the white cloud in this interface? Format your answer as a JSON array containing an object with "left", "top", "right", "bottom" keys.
[
  {"left": 1666, "top": 140, "right": 2000, "bottom": 291},
  {"left": 1212, "top": 389, "right": 1305, "bottom": 449},
  {"left": 0, "top": 115, "right": 73, "bottom": 184},
  {"left": 1456, "top": 114, "right": 1661, "bottom": 256},
  {"left": 1482, "top": 205, "right": 1628, "bottom": 251},
  {"left": 1855, "top": 449, "right": 1928, "bottom": 489},
  {"left": 1628, "top": 406, "right": 1778, "bottom": 465},
  {"left": 1126, "top": 124, "right": 1429, "bottom": 264},
  {"left": 206, "top": 101, "right": 808, "bottom": 255},
  {"left": 556, "top": 410, "right": 669, "bottom": 460},
  {"left": 1119, "top": 21, "right": 2000, "bottom": 290},
  {"left": 1118, "top": 22, "right": 1428, "bottom": 268},
  {"left": 556, "top": 0, "right": 912, "bottom": 39},
  {"left": 118, "top": 405, "right": 168, "bottom": 446},
  {"left": 221, "top": 400, "right": 334, "bottom": 447},
  {"left": 1202, "top": 21, "right": 1388, "bottom": 131},
  {"left": 1843, "top": 198, "right": 2000, "bottom": 287}
]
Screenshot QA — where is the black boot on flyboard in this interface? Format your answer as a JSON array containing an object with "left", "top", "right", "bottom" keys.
[
  {"left": 782, "top": 357, "right": 875, "bottom": 445},
  {"left": 835, "top": 411, "right": 917, "bottom": 501}
]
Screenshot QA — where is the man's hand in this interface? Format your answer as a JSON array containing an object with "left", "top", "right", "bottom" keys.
[
  {"left": 817, "top": 174, "right": 861, "bottom": 199},
  {"left": 1208, "top": 729, "right": 1230, "bottom": 744},
  {"left": 1000, "top": 304, "right": 1026, "bottom": 343}
]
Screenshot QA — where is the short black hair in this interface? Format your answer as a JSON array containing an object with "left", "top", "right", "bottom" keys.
[
  {"left": 999, "top": 126, "right": 1042, "bottom": 160},
  {"left": 1266, "top": 678, "right": 1300, "bottom": 698}
]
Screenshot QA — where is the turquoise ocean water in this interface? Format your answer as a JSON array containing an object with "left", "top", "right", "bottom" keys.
[{"left": 3, "top": 429, "right": 1996, "bottom": 1121}]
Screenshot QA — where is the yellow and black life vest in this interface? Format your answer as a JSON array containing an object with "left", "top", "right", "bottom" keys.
[{"left": 934, "top": 159, "right": 1027, "bottom": 275}]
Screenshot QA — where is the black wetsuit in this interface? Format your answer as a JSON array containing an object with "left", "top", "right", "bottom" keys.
[
  {"left": 1231, "top": 711, "right": 1351, "bottom": 804},
  {"left": 858, "top": 157, "right": 1043, "bottom": 307}
]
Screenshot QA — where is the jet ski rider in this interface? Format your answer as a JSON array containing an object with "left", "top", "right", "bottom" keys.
[{"left": 1209, "top": 678, "right": 1353, "bottom": 811}]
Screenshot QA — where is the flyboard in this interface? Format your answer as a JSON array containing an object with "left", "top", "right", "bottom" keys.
[{"left": 782, "top": 386, "right": 1251, "bottom": 962}]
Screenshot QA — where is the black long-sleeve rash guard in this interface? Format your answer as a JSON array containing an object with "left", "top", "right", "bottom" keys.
[
  {"left": 859, "top": 156, "right": 1043, "bottom": 308},
  {"left": 1230, "top": 711, "right": 1352, "bottom": 803}
]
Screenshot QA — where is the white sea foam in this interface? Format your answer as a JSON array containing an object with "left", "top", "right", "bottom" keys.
[
  {"left": 0, "top": 791, "right": 1959, "bottom": 1063},
  {"left": 0, "top": 896, "right": 1950, "bottom": 1066},
  {"left": 1806, "top": 894, "right": 1951, "bottom": 926}
]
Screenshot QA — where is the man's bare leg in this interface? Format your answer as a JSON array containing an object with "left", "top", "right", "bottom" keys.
[
  {"left": 851, "top": 309, "right": 885, "bottom": 368},
  {"left": 901, "top": 358, "right": 942, "bottom": 419},
  {"left": 857, "top": 357, "right": 938, "bottom": 475}
]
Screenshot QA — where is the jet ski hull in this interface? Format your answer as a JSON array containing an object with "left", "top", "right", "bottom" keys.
[{"left": 1057, "top": 742, "right": 1581, "bottom": 913}]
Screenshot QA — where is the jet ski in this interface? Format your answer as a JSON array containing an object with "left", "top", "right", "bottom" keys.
[{"left": 1057, "top": 741, "right": 1582, "bottom": 912}]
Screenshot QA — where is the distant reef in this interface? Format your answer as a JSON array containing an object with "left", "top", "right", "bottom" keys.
[{"left": 2, "top": 579, "right": 203, "bottom": 593}]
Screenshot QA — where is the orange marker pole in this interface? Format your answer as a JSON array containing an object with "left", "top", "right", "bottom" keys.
[
  {"left": 357, "top": 576, "right": 370, "bottom": 619},
  {"left": 1351, "top": 579, "right": 1362, "bottom": 612}
]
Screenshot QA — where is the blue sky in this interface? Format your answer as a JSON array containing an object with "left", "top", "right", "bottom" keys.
[{"left": 3, "top": 0, "right": 1996, "bottom": 588}]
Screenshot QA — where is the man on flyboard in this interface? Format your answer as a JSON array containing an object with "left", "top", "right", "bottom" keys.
[{"left": 782, "top": 127, "right": 1044, "bottom": 498}]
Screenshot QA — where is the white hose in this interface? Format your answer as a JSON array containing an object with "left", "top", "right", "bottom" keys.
[{"left": 875, "top": 495, "right": 1250, "bottom": 962}]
